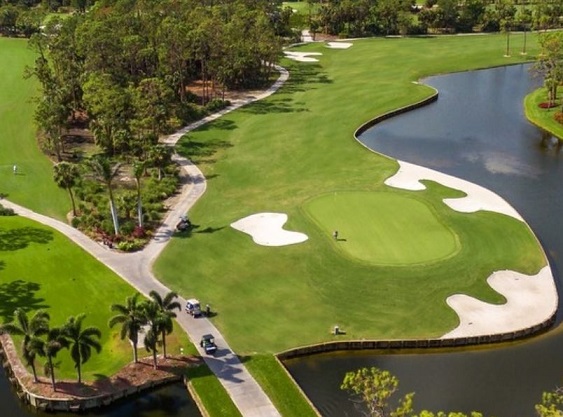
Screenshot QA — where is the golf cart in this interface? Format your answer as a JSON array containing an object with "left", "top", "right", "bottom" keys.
[
  {"left": 186, "top": 299, "right": 202, "bottom": 317},
  {"left": 200, "top": 334, "right": 217, "bottom": 354}
]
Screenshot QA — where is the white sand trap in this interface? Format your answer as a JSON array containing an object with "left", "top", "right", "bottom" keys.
[
  {"left": 386, "top": 160, "right": 557, "bottom": 337},
  {"left": 326, "top": 42, "right": 353, "bottom": 49},
  {"left": 284, "top": 51, "right": 322, "bottom": 62},
  {"left": 231, "top": 213, "right": 308, "bottom": 247},
  {"left": 385, "top": 160, "right": 522, "bottom": 220},
  {"left": 441, "top": 266, "right": 558, "bottom": 338}
]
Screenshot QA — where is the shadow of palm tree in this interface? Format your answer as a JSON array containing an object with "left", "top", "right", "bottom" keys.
[
  {"left": 0, "top": 227, "right": 54, "bottom": 251},
  {"left": 176, "top": 139, "right": 233, "bottom": 165},
  {"left": 0, "top": 280, "right": 49, "bottom": 322}
]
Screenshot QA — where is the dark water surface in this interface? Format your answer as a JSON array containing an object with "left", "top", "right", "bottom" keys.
[
  {"left": 0, "top": 361, "right": 202, "bottom": 416},
  {"left": 285, "top": 64, "right": 563, "bottom": 417}
]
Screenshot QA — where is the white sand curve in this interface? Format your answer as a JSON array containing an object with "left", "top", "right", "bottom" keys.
[
  {"left": 385, "top": 160, "right": 557, "bottom": 337},
  {"left": 326, "top": 42, "right": 353, "bottom": 49},
  {"left": 231, "top": 213, "right": 308, "bottom": 247},
  {"left": 385, "top": 160, "right": 523, "bottom": 220},
  {"left": 441, "top": 266, "right": 558, "bottom": 338},
  {"left": 283, "top": 51, "right": 322, "bottom": 62}
]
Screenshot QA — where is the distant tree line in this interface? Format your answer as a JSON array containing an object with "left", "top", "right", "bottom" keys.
[
  {"left": 10, "top": 0, "right": 292, "bottom": 243},
  {"left": 304, "top": 0, "right": 562, "bottom": 38}
]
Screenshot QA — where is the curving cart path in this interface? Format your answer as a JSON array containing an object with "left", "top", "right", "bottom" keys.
[{"left": 1, "top": 65, "right": 289, "bottom": 417}]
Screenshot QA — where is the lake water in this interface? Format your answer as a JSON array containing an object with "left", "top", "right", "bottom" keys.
[{"left": 285, "top": 64, "right": 562, "bottom": 417}]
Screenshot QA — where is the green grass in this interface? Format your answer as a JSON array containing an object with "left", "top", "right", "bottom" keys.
[
  {"left": 0, "top": 38, "right": 69, "bottom": 220},
  {"left": 243, "top": 355, "right": 319, "bottom": 417},
  {"left": 524, "top": 87, "right": 563, "bottom": 140},
  {"left": 155, "top": 33, "right": 546, "bottom": 355},
  {"left": 304, "top": 191, "right": 460, "bottom": 265},
  {"left": 186, "top": 364, "right": 243, "bottom": 417},
  {"left": 0, "top": 215, "right": 191, "bottom": 381}
]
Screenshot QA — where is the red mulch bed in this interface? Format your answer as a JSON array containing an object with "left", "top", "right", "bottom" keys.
[{"left": 1, "top": 334, "right": 200, "bottom": 400}]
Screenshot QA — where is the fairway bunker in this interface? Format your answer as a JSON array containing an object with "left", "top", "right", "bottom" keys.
[{"left": 231, "top": 213, "right": 308, "bottom": 246}]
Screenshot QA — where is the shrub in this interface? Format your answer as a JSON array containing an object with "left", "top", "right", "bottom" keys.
[
  {"left": 554, "top": 112, "right": 563, "bottom": 125},
  {"left": 0, "top": 203, "right": 15, "bottom": 216},
  {"left": 116, "top": 239, "right": 146, "bottom": 252},
  {"left": 119, "top": 220, "right": 136, "bottom": 236},
  {"left": 206, "top": 99, "right": 231, "bottom": 113}
]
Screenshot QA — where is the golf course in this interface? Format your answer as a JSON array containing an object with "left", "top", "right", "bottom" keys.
[
  {"left": 155, "top": 34, "right": 547, "bottom": 353},
  {"left": 0, "top": 30, "right": 552, "bottom": 411}
]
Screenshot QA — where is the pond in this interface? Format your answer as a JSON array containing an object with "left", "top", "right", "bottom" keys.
[{"left": 285, "top": 64, "right": 562, "bottom": 417}]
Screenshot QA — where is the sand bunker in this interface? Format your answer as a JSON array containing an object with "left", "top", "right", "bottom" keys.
[
  {"left": 283, "top": 51, "right": 322, "bottom": 62},
  {"left": 441, "top": 266, "right": 557, "bottom": 338},
  {"left": 326, "top": 42, "right": 353, "bottom": 49},
  {"left": 231, "top": 213, "right": 308, "bottom": 246},
  {"left": 386, "top": 160, "right": 557, "bottom": 337},
  {"left": 385, "top": 160, "right": 522, "bottom": 220}
]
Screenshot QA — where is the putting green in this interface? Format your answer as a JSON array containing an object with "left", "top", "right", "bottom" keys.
[{"left": 304, "top": 191, "right": 460, "bottom": 265}]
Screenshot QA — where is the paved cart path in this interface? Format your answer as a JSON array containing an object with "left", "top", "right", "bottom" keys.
[{"left": 2, "top": 66, "right": 288, "bottom": 417}]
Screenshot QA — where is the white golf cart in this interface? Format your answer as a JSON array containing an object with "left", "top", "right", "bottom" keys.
[{"left": 185, "top": 298, "right": 202, "bottom": 317}]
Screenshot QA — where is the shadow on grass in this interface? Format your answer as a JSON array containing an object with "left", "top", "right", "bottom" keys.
[
  {"left": 282, "top": 62, "right": 333, "bottom": 94},
  {"left": 0, "top": 280, "right": 49, "bottom": 321},
  {"left": 174, "top": 225, "right": 225, "bottom": 239},
  {"left": 0, "top": 227, "right": 54, "bottom": 251},
  {"left": 176, "top": 138, "right": 233, "bottom": 166},
  {"left": 194, "top": 118, "right": 237, "bottom": 132},
  {"left": 240, "top": 97, "right": 309, "bottom": 115}
]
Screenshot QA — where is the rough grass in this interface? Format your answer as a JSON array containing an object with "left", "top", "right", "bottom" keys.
[
  {"left": 155, "top": 34, "right": 546, "bottom": 354},
  {"left": 0, "top": 38, "right": 69, "bottom": 220},
  {"left": 0, "top": 215, "right": 191, "bottom": 381}
]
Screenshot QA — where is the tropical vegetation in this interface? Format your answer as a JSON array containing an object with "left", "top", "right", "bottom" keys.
[{"left": 341, "top": 366, "right": 562, "bottom": 417}]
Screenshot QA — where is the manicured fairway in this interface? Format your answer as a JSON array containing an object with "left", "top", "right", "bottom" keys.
[
  {"left": 0, "top": 38, "right": 69, "bottom": 220},
  {"left": 156, "top": 34, "right": 546, "bottom": 354},
  {"left": 304, "top": 191, "right": 459, "bottom": 265},
  {"left": 0, "top": 215, "right": 190, "bottom": 380}
]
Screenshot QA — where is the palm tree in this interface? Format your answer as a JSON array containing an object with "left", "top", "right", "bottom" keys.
[
  {"left": 0, "top": 308, "right": 50, "bottom": 383},
  {"left": 30, "top": 326, "right": 68, "bottom": 392},
  {"left": 62, "top": 314, "right": 102, "bottom": 384},
  {"left": 132, "top": 160, "right": 145, "bottom": 227},
  {"left": 140, "top": 300, "right": 164, "bottom": 369},
  {"left": 108, "top": 293, "right": 145, "bottom": 363},
  {"left": 147, "top": 145, "right": 171, "bottom": 181},
  {"left": 53, "top": 162, "right": 80, "bottom": 217},
  {"left": 87, "top": 155, "right": 121, "bottom": 234},
  {"left": 148, "top": 290, "right": 180, "bottom": 358}
]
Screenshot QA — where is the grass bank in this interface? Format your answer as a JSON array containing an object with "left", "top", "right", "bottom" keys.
[
  {"left": 524, "top": 87, "right": 563, "bottom": 140},
  {"left": 0, "top": 38, "right": 69, "bottom": 220},
  {"left": 0, "top": 215, "right": 191, "bottom": 380},
  {"left": 155, "top": 33, "right": 545, "bottom": 355}
]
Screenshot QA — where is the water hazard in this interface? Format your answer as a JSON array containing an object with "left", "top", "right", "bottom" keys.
[{"left": 285, "top": 64, "right": 562, "bottom": 417}]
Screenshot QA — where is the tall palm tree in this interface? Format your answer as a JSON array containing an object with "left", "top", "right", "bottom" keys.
[
  {"left": 132, "top": 160, "right": 145, "bottom": 227},
  {"left": 53, "top": 162, "right": 81, "bottom": 217},
  {"left": 0, "top": 308, "right": 50, "bottom": 383},
  {"left": 141, "top": 300, "right": 165, "bottom": 369},
  {"left": 148, "top": 290, "right": 180, "bottom": 358},
  {"left": 108, "top": 293, "right": 145, "bottom": 363},
  {"left": 87, "top": 155, "right": 121, "bottom": 234},
  {"left": 62, "top": 314, "right": 102, "bottom": 384},
  {"left": 29, "top": 327, "right": 68, "bottom": 392}
]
